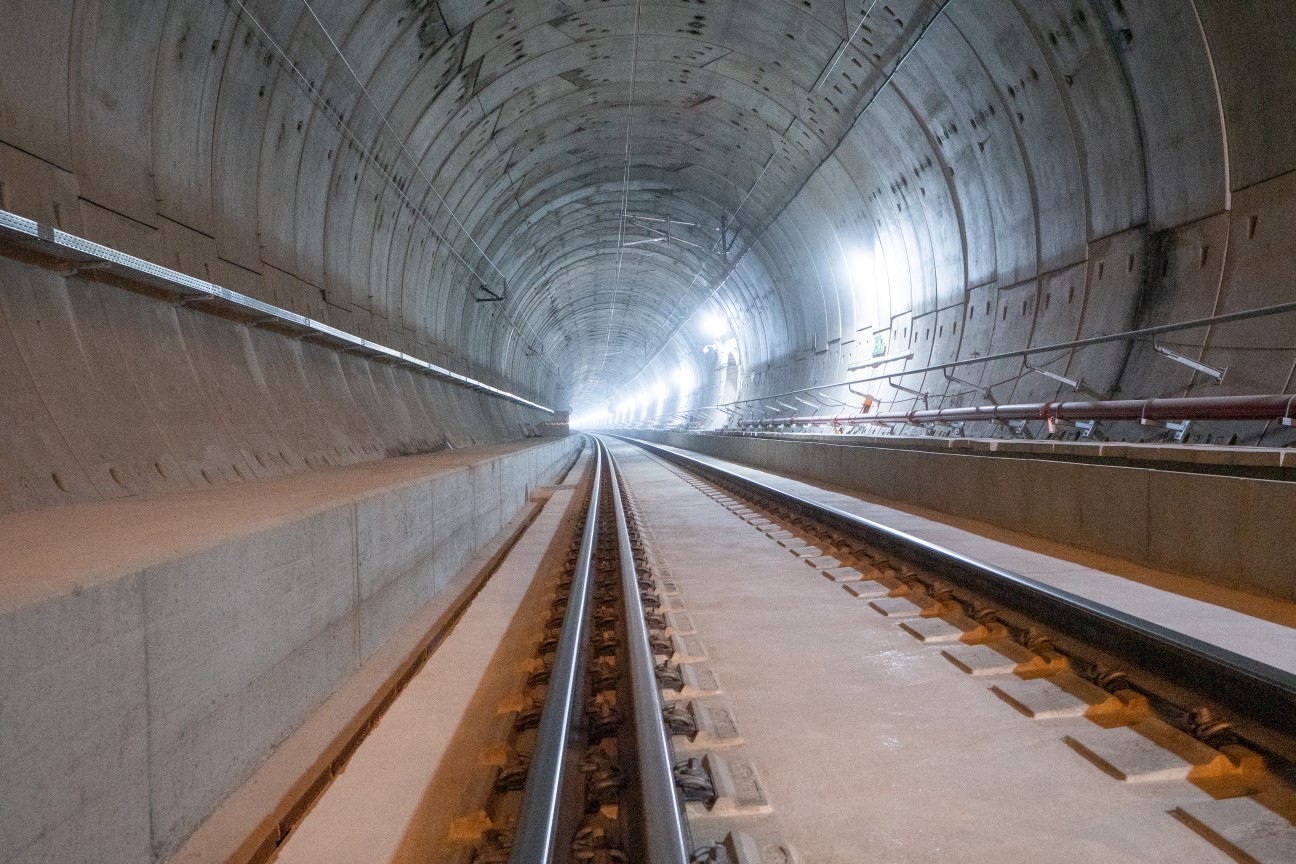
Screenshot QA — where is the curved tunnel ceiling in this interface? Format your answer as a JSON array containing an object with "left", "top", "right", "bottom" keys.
[{"left": 3, "top": 0, "right": 1295, "bottom": 438}]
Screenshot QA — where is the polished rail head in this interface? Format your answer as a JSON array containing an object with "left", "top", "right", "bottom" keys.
[{"left": 508, "top": 435, "right": 601, "bottom": 864}]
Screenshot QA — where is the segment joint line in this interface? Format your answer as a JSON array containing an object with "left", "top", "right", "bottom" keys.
[
  {"left": 297, "top": 0, "right": 508, "bottom": 291},
  {"left": 228, "top": 0, "right": 556, "bottom": 372}
]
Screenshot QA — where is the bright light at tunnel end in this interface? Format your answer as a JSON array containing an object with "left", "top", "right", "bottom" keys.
[
  {"left": 569, "top": 405, "right": 614, "bottom": 428},
  {"left": 573, "top": 322, "right": 714, "bottom": 431},
  {"left": 673, "top": 361, "right": 694, "bottom": 393},
  {"left": 699, "top": 309, "right": 730, "bottom": 340}
]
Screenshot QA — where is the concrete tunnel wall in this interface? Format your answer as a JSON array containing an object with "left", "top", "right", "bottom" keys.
[
  {"left": 0, "top": 254, "right": 555, "bottom": 514},
  {"left": 3, "top": 1, "right": 1296, "bottom": 453},
  {"left": 598, "top": 2, "right": 1296, "bottom": 444},
  {"left": 1, "top": 2, "right": 1296, "bottom": 861}
]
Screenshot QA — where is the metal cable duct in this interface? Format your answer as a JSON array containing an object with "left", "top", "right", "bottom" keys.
[{"left": 736, "top": 393, "right": 1296, "bottom": 428}]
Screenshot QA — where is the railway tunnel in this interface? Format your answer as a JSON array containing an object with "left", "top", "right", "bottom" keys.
[{"left": 2, "top": 1, "right": 1296, "bottom": 862}]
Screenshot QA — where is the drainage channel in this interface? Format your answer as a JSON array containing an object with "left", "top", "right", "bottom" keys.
[{"left": 615, "top": 434, "right": 1296, "bottom": 864}]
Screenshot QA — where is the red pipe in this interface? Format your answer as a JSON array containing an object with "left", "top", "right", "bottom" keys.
[{"left": 736, "top": 394, "right": 1296, "bottom": 428}]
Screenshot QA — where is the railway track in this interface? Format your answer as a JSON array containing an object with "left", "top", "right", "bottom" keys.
[
  {"left": 281, "top": 433, "right": 1296, "bottom": 863},
  {"left": 608, "top": 434, "right": 1296, "bottom": 863},
  {"left": 469, "top": 437, "right": 694, "bottom": 864},
  {"left": 615, "top": 435, "right": 1296, "bottom": 761}
]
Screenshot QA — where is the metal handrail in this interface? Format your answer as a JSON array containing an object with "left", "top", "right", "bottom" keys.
[
  {"left": 0, "top": 208, "right": 554, "bottom": 413},
  {"left": 617, "top": 299, "right": 1296, "bottom": 423},
  {"left": 605, "top": 441, "right": 691, "bottom": 864},
  {"left": 615, "top": 435, "right": 1296, "bottom": 741},
  {"left": 509, "top": 438, "right": 602, "bottom": 864}
]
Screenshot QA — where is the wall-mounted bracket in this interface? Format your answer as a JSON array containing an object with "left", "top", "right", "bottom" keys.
[
  {"left": 177, "top": 295, "right": 219, "bottom": 307},
  {"left": 1153, "top": 341, "right": 1226, "bottom": 384},
  {"left": 992, "top": 418, "right": 1029, "bottom": 436},
  {"left": 810, "top": 391, "right": 850, "bottom": 408},
  {"left": 1025, "top": 363, "right": 1104, "bottom": 399},
  {"left": 886, "top": 378, "right": 929, "bottom": 408},
  {"left": 1141, "top": 416, "right": 1192, "bottom": 443},
  {"left": 62, "top": 260, "right": 113, "bottom": 277},
  {"left": 624, "top": 214, "right": 705, "bottom": 250},
  {"left": 474, "top": 282, "right": 505, "bottom": 302},
  {"left": 1166, "top": 420, "right": 1192, "bottom": 442},
  {"left": 720, "top": 211, "right": 738, "bottom": 256},
  {"left": 794, "top": 395, "right": 822, "bottom": 415},
  {"left": 944, "top": 370, "right": 996, "bottom": 404},
  {"left": 846, "top": 385, "right": 877, "bottom": 412},
  {"left": 1045, "top": 416, "right": 1097, "bottom": 438},
  {"left": 847, "top": 350, "right": 914, "bottom": 371}
]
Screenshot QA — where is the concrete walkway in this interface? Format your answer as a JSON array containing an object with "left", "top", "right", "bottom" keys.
[
  {"left": 269, "top": 455, "right": 589, "bottom": 864},
  {"left": 637, "top": 439, "right": 1296, "bottom": 676}
]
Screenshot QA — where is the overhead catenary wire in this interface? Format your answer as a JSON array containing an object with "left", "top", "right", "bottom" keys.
[{"left": 296, "top": 0, "right": 512, "bottom": 290}]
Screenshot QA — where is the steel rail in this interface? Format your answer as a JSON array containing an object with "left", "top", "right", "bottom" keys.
[
  {"left": 603, "top": 439, "right": 692, "bottom": 864},
  {"left": 614, "top": 435, "right": 1296, "bottom": 741},
  {"left": 509, "top": 439, "right": 603, "bottom": 864}
]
